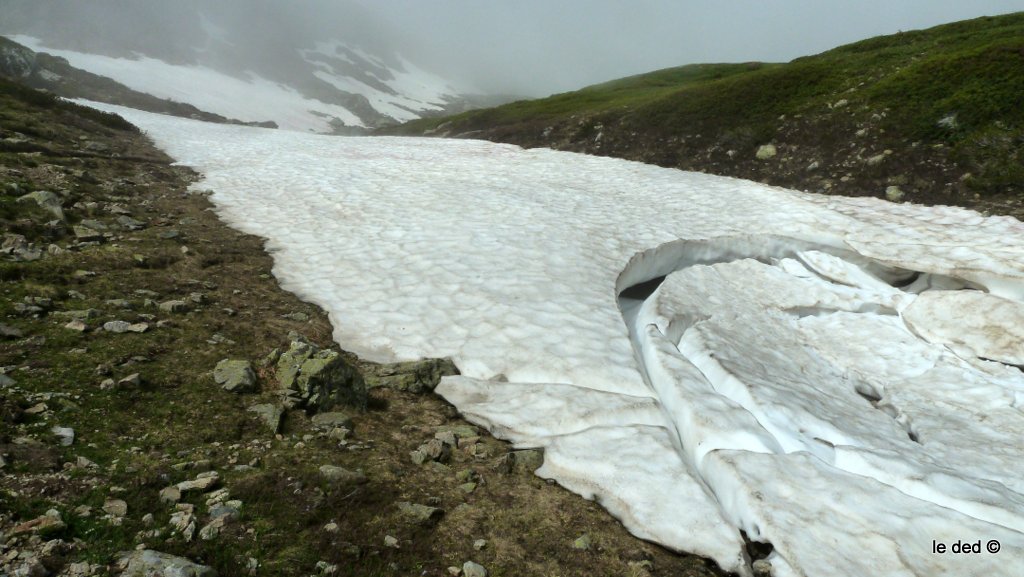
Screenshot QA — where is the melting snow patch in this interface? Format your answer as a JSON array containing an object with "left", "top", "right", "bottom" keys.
[{"left": 87, "top": 103, "right": 1024, "bottom": 577}]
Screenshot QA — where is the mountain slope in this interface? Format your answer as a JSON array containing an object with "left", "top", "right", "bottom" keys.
[
  {"left": 0, "top": 36, "right": 274, "bottom": 127},
  {"left": 0, "top": 1, "right": 503, "bottom": 132},
  {"left": 389, "top": 13, "right": 1024, "bottom": 215}
]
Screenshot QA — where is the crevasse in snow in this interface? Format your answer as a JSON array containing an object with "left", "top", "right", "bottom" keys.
[{"left": 90, "top": 103, "right": 1024, "bottom": 577}]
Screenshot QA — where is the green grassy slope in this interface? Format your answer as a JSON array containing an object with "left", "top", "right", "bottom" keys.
[{"left": 388, "top": 13, "right": 1024, "bottom": 208}]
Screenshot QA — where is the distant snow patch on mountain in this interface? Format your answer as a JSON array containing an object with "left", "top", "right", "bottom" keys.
[
  {"left": 302, "top": 40, "right": 466, "bottom": 123},
  {"left": 12, "top": 35, "right": 362, "bottom": 132}
]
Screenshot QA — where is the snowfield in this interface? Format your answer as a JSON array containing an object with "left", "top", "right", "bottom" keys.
[{"left": 93, "top": 104, "right": 1024, "bottom": 576}]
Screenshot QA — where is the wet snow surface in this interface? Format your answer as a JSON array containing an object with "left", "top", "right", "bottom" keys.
[{"left": 101, "top": 105, "right": 1024, "bottom": 576}]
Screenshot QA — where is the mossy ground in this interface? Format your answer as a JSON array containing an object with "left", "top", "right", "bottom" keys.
[{"left": 0, "top": 81, "right": 728, "bottom": 576}]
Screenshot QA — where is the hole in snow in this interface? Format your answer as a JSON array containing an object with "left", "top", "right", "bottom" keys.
[
  {"left": 859, "top": 392, "right": 923, "bottom": 445},
  {"left": 980, "top": 357, "right": 1024, "bottom": 374},
  {"left": 741, "top": 530, "right": 775, "bottom": 562},
  {"left": 618, "top": 275, "right": 666, "bottom": 300},
  {"left": 888, "top": 271, "right": 921, "bottom": 288},
  {"left": 855, "top": 383, "right": 882, "bottom": 404},
  {"left": 783, "top": 302, "right": 898, "bottom": 319}
]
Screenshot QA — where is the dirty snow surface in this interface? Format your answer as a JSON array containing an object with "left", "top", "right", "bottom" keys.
[{"left": 101, "top": 105, "right": 1024, "bottom": 577}]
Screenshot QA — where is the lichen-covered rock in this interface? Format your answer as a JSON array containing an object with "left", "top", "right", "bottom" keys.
[
  {"left": 510, "top": 449, "right": 544, "bottom": 472},
  {"left": 159, "top": 300, "right": 189, "bottom": 313},
  {"left": 361, "top": 357, "right": 459, "bottom": 393},
  {"left": 276, "top": 340, "right": 366, "bottom": 410},
  {"left": 10, "top": 509, "right": 65, "bottom": 538},
  {"left": 117, "top": 550, "right": 217, "bottom": 577},
  {"left": 310, "top": 411, "right": 353, "bottom": 430},
  {"left": 177, "top": 471, "right": 220, "bottom": 493},
  {"left": 247, "top": 403, "right": 283, "bottom": 433},
  {"left": 17, "top": 190, "right": 64, "bottom": 220},
  {"left": 463, "top": 561, "right": 488, "bottom": 577},
  {"left": 72, "top": 225, "right": 104, "bottom": 243},
  {"left": 755, "top": 143, "right": 777, "bottom": 160},
  {"left": 319, "top": 465, "right": 367, "bottom": 486},
  {"left": 213, "top": 359, "right": 257, "bottom": 393},
  {"left": 396, "top": 501, "right": 444, "bottom": 527}
]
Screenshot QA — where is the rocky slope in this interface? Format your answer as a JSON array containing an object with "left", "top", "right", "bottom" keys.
[
  {"left": 0, "top": 80, "right": 729, "bottom": 576},
  {"left": 0, "top": 1, "right": 509, "bottom": 131},
  {"left": 0, "top": 36, "right": 273, "bottom": 128},
  {"left": 388, "top": 13, "right": 1024, "bottom": 220}
]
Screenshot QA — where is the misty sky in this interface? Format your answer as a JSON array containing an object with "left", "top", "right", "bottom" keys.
[
  {"left": 3, "top": 0, "right": 1024, "bottom": 97},
  {"left": 356, "top": 0, "right": 1024, "bottom": 95}
]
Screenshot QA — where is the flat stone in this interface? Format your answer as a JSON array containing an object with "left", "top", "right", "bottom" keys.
[
  {"left": 73, "top": 225, "right": 104, "bottom": 242},
  {"left": 159, "top": 300, "right": 189, "bottom": 313},
  {"left": 866, "top": 153, "right": 887, "bottom": 166},
  {"left": 117, "top": 215, "right": 146, "bottom": 230},
  {"left": 755, "top": 144, "right": 777, "bottom": 160},
  {"left": 247, "top": 403, "right": 283, "bottom": 433},
  {"left": 463, "top": 561, "right": 487, "bottom": 577},
  {"left": 199, "top": 516, "right": 227, "bottom": 541},
  {"left": 118, "top": 373, "right": 142, "bottom": 388},
  {"left": 103, "top": 320, "right": 132, "bottom": 333},
  {"left": 511, "top": 449, "right": 544, "bottom": 472},
  {"left": 64, "top": 320, "right": 88, "bottom": 332},
  {"left": 214, "top": 359, "right": 257, "bottom": 393},
  {"left": 177, "top": 471, "right": 220, "bottom": 493},
  {"left": 328, "top": 427, "right": 350, "bottom": 441},
  {"left": 310, "top": 411, "right": 353, "bottom": 430},
  {"left": 434, "top": 430, "right": 458, "bottom": 446},
  {"left": 159, "top": 486, "right": 182, "bottom": 503},
  {"left": 0, "top": 323, "right": 24, "bottom": 339},
  {"left": 80, "top": 219, "right": 108, "bottom": 231},
  {"left": 103, "top": 498, "right": 128, "bottom": 517},
  {"left": 117, "top": 550, "right": 216, "bottom": 577},
  {"left": 209, "top": 504, "right": 241, "bottom": 522},
  {"left": 319, "top": 465, "right": 367, "bottom": 486},
  {"left": 396, "top": 501, "right": 444, "bottom": 527},
  {"left": 54, "top": 309, "right": 101, "bottom": 320},
  {"left": 11, "top": 509, "right": 65, "bottom": 537},
  {"left": 436, "top": 425, "right": 479, "bottom": 439},
  {"left": 362, "top": 357, "right": 459, "bottom": 393},
  {"left": 25, "top": 402, "right": 47, "bottom": 415}
]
